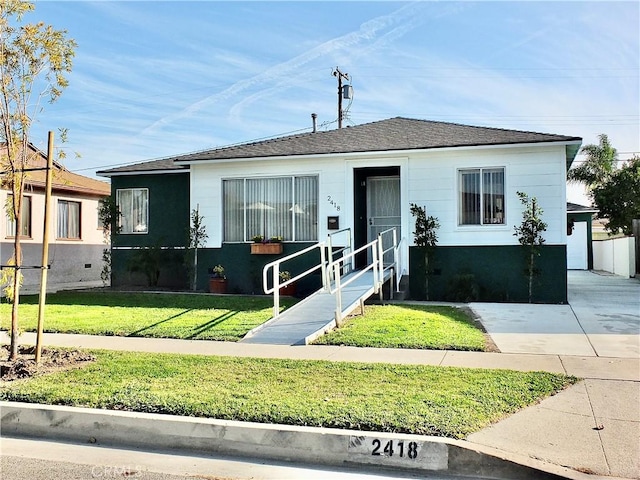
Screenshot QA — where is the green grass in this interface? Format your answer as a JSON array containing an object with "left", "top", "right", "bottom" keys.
[
  {"left": 313, "top": 304, "right": 486, "bottom": 351},
  {"left": 0, "top": 292, "right": 296, "bottom": 341},
  {"left": 0, "top": 349, "right": 577, "bottom": 439}
]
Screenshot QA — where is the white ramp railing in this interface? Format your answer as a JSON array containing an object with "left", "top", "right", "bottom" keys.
[
  {"left": 262, "top": 242, "right": 327, "bottom": 319},
  {"left": 262, "top": 227, "right": 402, "bottom": 323},
  {"left": 328, "top": 227, "right": 399, "bottom": 326}
]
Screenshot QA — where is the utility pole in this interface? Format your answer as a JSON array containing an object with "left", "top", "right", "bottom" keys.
[{"left": 332, "top": 67, "right": 349, "bottom": 129}]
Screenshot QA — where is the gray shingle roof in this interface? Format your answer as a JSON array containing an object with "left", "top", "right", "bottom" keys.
[
  {"left": 98, "top": 117, "right": 582, "bottom": 175},
  {"left": 567, "top": 202, "right": 598, "bottom": 213}
]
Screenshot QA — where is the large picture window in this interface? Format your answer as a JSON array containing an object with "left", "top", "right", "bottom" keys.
[
  {"left": 223, "top": 176, "right": 318, "bottom": 242},
  {"left": 116, "top": 188, "right": 148, "bottom": 234},
  {"left": 57, "top": 200, "right": 81, "bottom": 239},
  {"left": 458, "top": 168, "right": 505, "bottom": 225},
  {"left": 6, "top": 195, "right": 32, "bottom": 238}
]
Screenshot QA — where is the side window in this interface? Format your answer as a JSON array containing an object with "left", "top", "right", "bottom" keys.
[
  {"left": 6, "top": 195, "right": 32, "bottom": 238},
  {"left": 116, "top": 188, "right": 148, "bottom": 234},
  {"left": 57, "top": 200, "right": 81, "bottom": 239},
  {"left": 458, "top": 168, "right": 505, "bottom": 225}
]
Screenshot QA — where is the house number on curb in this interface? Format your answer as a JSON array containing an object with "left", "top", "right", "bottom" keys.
[
  {"left": 327, "top": 195, "right": 341, "bottom": 211},
  {"left": 348, "top": 436, "right": 446, "bottom": 469},
  {"left": 371, "top": 439, "right": 419, "bottom": 459}
]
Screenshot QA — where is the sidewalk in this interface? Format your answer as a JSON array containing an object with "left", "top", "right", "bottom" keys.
[{"left": 2, "top": 330, "right": 639, "bottom": 479}]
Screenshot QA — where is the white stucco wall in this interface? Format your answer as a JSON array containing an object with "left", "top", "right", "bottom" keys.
[{"left": 190, "top": 143, "right": 569, "bottom": 257}]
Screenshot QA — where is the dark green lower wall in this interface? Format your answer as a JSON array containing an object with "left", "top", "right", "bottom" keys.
[
  {"left": 111, "top": 243, "right": 321, "bottom": 296},
  {"left": 409, "top": 245, "right": 567, "bottom": 304}
]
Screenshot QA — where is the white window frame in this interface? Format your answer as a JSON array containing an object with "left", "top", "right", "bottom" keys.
[
  {"left": 222, "top": 175, "right": 319, "bottom": 243},
  {"left": 457, "top": 167, "right": 506, "bottom": 226},
  {"left": 57, "top": 199, "right": 81, "bottom": 240},
  {"left": 116, "top": 188, "right": 149, "bottom": 234}
]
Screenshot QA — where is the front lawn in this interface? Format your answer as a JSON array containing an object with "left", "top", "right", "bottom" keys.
[
  {"left": 314, "top": 304, "right": 486, "bottom": 351},
  {"left": 0, "top": 292, "right": 295, "bottom": 342},
  {"left": 0, "top": 349, "right": 577, "bottom": 438}
]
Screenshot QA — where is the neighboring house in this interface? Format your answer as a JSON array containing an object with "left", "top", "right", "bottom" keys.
[
  {"left": 98, "top": 117, "right": 582, "bottom": 303},
  {"left": 566, "top": 202, "right": 598, "bottom": 270},
  {"left": 1, "top": 144, "right": 111, "bottom": 290}
]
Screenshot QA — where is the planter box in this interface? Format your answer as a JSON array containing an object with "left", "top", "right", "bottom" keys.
[
  {"left": 209, "top": 278, "right": 227, "bottom": 294},
  {"left": 279, "top": 284, "right": 296, "bottom": 297},
  {"left": 251, "top": 243, "right": 283, "bottom": 255}
]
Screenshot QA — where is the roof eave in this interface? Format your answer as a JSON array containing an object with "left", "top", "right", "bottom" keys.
[
  {"left": 98, "top": 168, "right": 188, "bottom": 178},
  {"left": 175, "top": 139, "right": 584, "bottom": 166}
]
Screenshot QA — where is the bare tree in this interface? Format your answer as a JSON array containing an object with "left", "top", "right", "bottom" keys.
[{"left": 0, "top": 0, "right": 76, "bottom": 360}]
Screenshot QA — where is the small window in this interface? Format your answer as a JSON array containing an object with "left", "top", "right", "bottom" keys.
[
  {"left": 57, "top": 200, "right": 81, "bottom": 239},
  {"left": 116, "top": 188, "right": 148, "bottom": 234},
  {"left": 458, "top": 168, "right": 505, "bottom": 225},
  {"left": 6, "top": 195, "right": 32, "bottom": 238}
]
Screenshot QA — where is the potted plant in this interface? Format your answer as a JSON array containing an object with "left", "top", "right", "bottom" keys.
[
  {"left": 208, "top": 264, "right": 227, "bottom": 294},
  {"left": 278, "top": 270, "right": 296, "bottom": 296},
  {"left": 250, "top": 234, "right": 283, "bottom": 254}
]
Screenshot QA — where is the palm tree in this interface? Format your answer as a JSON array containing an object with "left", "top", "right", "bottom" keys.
[{"left": 568, "top": 134, "right": 617, "bottom": 190}]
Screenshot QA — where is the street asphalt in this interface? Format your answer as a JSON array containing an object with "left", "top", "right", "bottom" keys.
[{"left": 2, "top": 270, "right": 639, "bottom": 479}]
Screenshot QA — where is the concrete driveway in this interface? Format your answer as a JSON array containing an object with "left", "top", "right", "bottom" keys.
[{"left": 470, "top": 271, "right": 639, "bottom": 358}]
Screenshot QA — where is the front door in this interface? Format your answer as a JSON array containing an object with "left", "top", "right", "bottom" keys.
[{"left": 366, "top": 175, "right": 400, "bottom": 263}]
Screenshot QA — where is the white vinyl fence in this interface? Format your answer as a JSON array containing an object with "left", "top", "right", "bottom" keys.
[{"left": 593, "top": 236, "right": 637, "bottom": 278}]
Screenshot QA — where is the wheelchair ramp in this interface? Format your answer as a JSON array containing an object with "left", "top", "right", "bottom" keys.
[{"left": 241, "top": 270, "right": 382, "bottom": 345}]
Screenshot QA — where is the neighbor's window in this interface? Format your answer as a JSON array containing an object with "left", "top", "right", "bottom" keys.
[
  {"left": 223, "top": 176, "right": 318, "bottom": 242},
  {"left": 6, "top": 195, "right": 32, "bottom": 238},
  {"left": 458, "top": 168, "right": 505, "bottom": 225},
  {"left": 116, "top": 188, "right": 148, "bottom": 234},
  {"left": 57, "top": 200, "right": 81, "bottom": 239}
]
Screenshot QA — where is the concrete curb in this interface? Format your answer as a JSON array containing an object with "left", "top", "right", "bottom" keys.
[{"left": 1, "top": 401, "right": 596, "bottom": 480}]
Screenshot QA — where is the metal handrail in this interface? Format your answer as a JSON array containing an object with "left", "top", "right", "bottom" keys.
[
  {"left": 262, "top": 242, "right": 327, "bottom": 318},
  {"left": 377, "top": 227, "right": 397, "bottom": 299},
  {"left": 328, "top": 239, "right": 381, "bottom": 326},
  {"left": 394, "top": 236, "right": 406, "bottom": 292},
  {"left": 326, "top": 228, "right": 352, "bottom": 273}
]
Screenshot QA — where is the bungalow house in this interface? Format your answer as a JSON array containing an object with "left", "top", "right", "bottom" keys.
[
  {"left": 98, "top": 117, "right": 582, "bottom": 303},
  {"left": 1, "top": 144, "right": 111, "bottom": 290}
]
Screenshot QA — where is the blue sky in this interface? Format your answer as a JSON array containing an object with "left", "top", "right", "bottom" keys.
[{"left": 26, "top": 1, "right": 640, "bottom": 200}]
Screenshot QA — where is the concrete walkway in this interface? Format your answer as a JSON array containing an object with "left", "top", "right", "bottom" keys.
[
  {"left": 469, "top": 271, "right": 639, "bottom": 358},
  {"left": 2, "top": 270, "right": 639, "bottom": 478}
]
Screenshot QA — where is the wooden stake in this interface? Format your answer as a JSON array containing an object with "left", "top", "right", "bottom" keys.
[{"left": 35, "top": 131, "right": 53, "bottom": 364}]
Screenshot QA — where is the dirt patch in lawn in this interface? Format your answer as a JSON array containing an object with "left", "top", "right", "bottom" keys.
[{"left": 0, "top": 345, "right": 95, "bottom": 382}]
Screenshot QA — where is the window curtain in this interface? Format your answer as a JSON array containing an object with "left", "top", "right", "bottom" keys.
[
  {"left": 57, "top": 201, "right": 80, "bottom": 239},
  {"left": 117, "top": 189, "right": 148, "bottom": 234},
  {"left": 6, "top": 195, "right": 31, "bottom": 237},
  {"left": 459, "top": 170, "right": 480, "bottom": 225},
  {"left": 57, "top": 201, "right": 68, "bottom": 238},
  {"left": 223, "top": 179, "right": 244, "bottom": 242},
  {"left": 223, "top": 176, "right": 318, "bottom": 242},
  {"left": 246, "top": 177, "right": 291, "bottom": 240},
  {"left": 482, "top": 169, "right": 505, "bottom": 224},
  {"left": 294, "top": 176, "right": 318, "bottom": 241}
]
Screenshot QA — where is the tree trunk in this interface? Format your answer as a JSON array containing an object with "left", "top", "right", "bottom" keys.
[
  {"left": 424, "top": 251, "right": 429, "bottom": 301},
  {"left": 192, "top": 248, "right": 198, "bottom": 291},
  {"left": 9, "top": 221, "right": 21, "bottom": 361},
  {"left": 528, "top": 249, "right": 534, "bottom": 303}
]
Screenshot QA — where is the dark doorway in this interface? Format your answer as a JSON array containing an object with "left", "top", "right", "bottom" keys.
[{"left": 353, "top": 166, "right": 400, "bottom": 269}]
